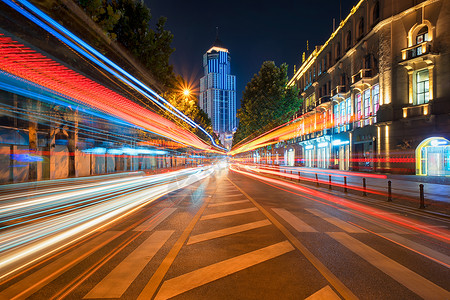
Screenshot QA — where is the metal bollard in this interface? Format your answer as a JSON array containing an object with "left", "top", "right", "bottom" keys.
[
  {"left": 329, "top": 175, "right": 332, "bottom": 190},
  {"left": 419, "top": 184, "right": 425, "bottom": 209},
  {"left": 298, "top": 171, "right": 301, "bottom": 183},
  {"left": 344, "top": 176, "right": 347, "bottom": 193},
  {"left": 362, "top": 178, "right": 367, "bottom": 196},
  {"left": 315, "top": 173, "right": 319, "bottom": 186},
  {"left": 387, "top": 180, "right": 392, "bottom": 202},
  {"left": 290, "top": 170, "right": 293, "bottom": 181}
]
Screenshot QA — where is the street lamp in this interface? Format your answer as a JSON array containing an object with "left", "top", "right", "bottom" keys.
[{"left": 183, "top": 89, "right": 190, "bottom": 96}]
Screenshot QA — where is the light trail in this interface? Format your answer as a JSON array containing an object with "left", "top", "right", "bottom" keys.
[
  {"left": 1, "top": 0, "right": 226, "bottom": 151},
  {"left": 235, "top": 164, "right": 386, "bottom": 196},
  {"left": 0, "top": 167, "right": 214, "bottom": 280},
  {"left": 230, "top": 165, "right": 450, "bottom": 243},
  {"left": 0, "top": 39, "right": 212, "bottom": 151}
]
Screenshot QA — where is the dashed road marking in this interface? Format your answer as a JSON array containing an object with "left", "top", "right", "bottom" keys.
[
  {"left": 208, "top": 199, "right": 250, "bottom": 207},
  {"left": 272, "top": 208, "right": 317, "bottom": 232},
  {"left": 154, "top": 241, "right": 294, "bottom": 300},
  {"left": 306, "top": 208, "right": 366, "bottom": 233},
  {"left": 328, "top": 232, "right": 450, "bottom": 300},
  {"left": 201, "top": 207, "right": 258, "bottom": 220},
  {"left": 84, "top": 230, "right": 173, "bottom": 298},
  {"left": 187, "top": 220, "right": 271, "bottom": 245}
]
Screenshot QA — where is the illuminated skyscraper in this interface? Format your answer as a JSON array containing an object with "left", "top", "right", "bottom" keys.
[{"left": 199, "top": 35, "right": 236, "bottom": 150}]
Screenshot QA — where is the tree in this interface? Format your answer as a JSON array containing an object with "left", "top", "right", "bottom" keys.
[
  {"left": 233, "top": 61, "right": 302, "bottom": 146},
  {"left": 77, "top": 0, "right": 176, "bottom": 88}
]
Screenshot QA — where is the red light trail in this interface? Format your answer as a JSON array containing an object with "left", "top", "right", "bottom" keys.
[
  {"left": 230, "top": 165, "right": 450, "bottom": 243},
  {"left": 0, "top": 34, "right": 217, "bottom": 151}
]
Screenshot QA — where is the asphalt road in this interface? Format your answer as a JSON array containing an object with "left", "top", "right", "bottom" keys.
[{"left": 0, "top": 166, "right": 449, "bottom": 299}]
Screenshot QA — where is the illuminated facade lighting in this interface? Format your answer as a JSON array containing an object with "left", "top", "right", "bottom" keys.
[{"left": 200, "top": 36, "right": 236, "bottom": 150}]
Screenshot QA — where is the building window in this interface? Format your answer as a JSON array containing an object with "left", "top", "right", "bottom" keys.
[
  {"left": 335, "top": 43, "right": 341, "bottom": 61},
  {"left": 340, "top": 101, "right": 345, "bottom": 125},
  {"left": 346, "top": 97, "right": 351, "bottom": 123},
  {"left": 415, "top": 69, "right": 429, "bottom": 105},
  {"left": 346, "top": 30, "right": 352, "bottom": 50},
  {"left": 363, "top": 89, "right": 371, "bottom": 118},
  {"left": 334, "top": 104, "right": 340, "bottom": 127},
  {"left": 306, "top": 93, "right": 316, "bottom": 111},
  {"left": 416, "top": 27, "right": 429, "bottom": 45},
  {"left": 372, "top": 1, "right": 380, "bottom": 25},
  {"left": 372, "top": 84, "right": 380, "bottom": 115},
  {"left": 356, "top": 93, "right": 362, "bottom": 120},
  {"left": 358, "top": 17, "right": 364, "bottom": 39},
  {"left": 364, "top": 54, "right": 371, "bottom": 70}
]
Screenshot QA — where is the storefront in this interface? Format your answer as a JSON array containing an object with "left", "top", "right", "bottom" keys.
[
  {"left": 332, "top": 136, "right": 350, "bottom": 170},
  {"left": 299, "top": 135, "right": 331, "bottom": 169},
  {"left": 416, "top": 137, "right": 450, "bottom": 176}
]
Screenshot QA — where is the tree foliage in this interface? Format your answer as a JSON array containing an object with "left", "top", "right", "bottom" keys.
[
  {"left": 233, "top": 61, "right": 302, "bottom": 146},
  {"left": 77, "top": 0, "right": 175, "bottom": 88}
]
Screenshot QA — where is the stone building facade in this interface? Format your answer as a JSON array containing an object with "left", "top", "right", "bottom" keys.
[{"left": 287, "top": 0, "right": 450, "bottom": 175}]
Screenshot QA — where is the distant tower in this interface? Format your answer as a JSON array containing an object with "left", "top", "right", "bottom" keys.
[{"left": 199, "top": 31, "right": 236, "bottom": 150}]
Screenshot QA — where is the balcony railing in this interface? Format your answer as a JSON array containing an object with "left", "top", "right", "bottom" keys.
[
  {"left": 331, "top": 85, "right": 347, "bottom": 96},
  {"left": 401, "top": 42, "right": 431, "bottom": 61},
  {"left": 352, "top": 69, "right": 372, "bottom": 84}
]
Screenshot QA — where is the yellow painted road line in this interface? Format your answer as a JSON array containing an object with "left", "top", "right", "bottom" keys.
[
  {"left": 84, "top": 230, "right": 174, "bottom": 299},
  {"left": 306, "top": 209, "right": 366, "bottom": 233},
  {"left": 154, "top": 241, "right": 294, "bottom": 300},
  {"left": 272, "top": 208, "right": 318, "bottom": 232},
  {"left": 0, "top": 231, "right": 119, "bottom": 300},
  {"left": 136, "top": 196, "right": 212, "bottom": 300},
  {"left": 200, "top": 207, "right": 258, "bottom": 220},
  {"left": 208, "top": 199, "right": 250, "bottom": 207},
  {"left": 133, "top": 208, "right": 177, "bottom": 231},
  {"left": 187, "top": 220, "right": 271, "bottom": 245},
  {"left": 305, "top": 285, "right": 341, "bottom": 300},
  {"left": 328, "top": 232, "right": 450, "bottom": 300},
  {"left": 228, "top": 177, "right": 358, "bottom": 300}
]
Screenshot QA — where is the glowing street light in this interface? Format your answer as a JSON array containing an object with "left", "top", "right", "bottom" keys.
[{"left": 183, "top": 89, "right": 190, "bottom": 96}]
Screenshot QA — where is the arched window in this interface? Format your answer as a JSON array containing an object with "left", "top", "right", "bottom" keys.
[
  {"left": 335, "top": 42, "right": 341, "bottom": 61},
  {"left": 372, "top": 1, "right": 380, "bottom": 24},
  {"left": 416, "top": 26, "right": 429, "bottom": 44},
  {"left": 346, "top": 30, "right": 352, "bottom": 49},
  {"left": 358, "top": 17, "right": 364, "bottom": 38}
]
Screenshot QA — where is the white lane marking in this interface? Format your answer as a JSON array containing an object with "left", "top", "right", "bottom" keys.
[
  {"left": 305, "top": 285, "right": 341, "bottom": 300},
  {"left": 328, "top": 232, "right": 450, "bottom": 300},
  {"left": 272, "top": 208, "right": 317, "bottom": 232},
  {"left": 216, "top": 194, "right": 244, "bottom": 197},
  {"left": 133, "top": 208, "right": 177, "bottom": 231},
  {"left": 84, "top": 230, "right": 173, "bottom": 298},
  {"left": 306, "top": 209, "right": 365, "bottom": 233},
  {"left": 208, "top": 199, "right": 250, "bottom": 207},
  {"left": 154, "top": 241, "right": 295, "bottom": 300},
  {"left": 187, "top": 220, "right": 271, "bottom": 245},
  {"left": 200, "top": 207, "right": 259, "bottom": 220},
  {"left": 0, "top": 231, "right": 119, "bottom": 300},
  {"left": 378, "top": 233, "right": 450, "bottom": 268}
]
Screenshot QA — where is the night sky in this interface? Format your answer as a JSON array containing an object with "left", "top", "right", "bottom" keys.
[{"left": 148, "top": 0, "right": 357, "bottom": 109}]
